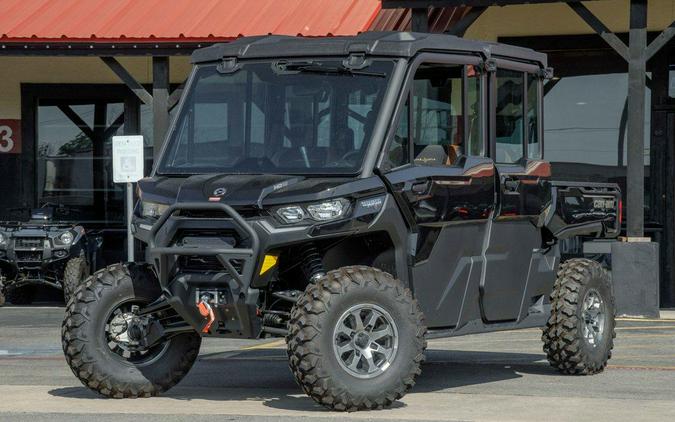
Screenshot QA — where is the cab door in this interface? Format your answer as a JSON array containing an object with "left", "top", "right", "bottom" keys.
[
  {"left": 381, "top": 55, "right": 495, "bottom": 328},
  {"left": 480, "top": 64, "right": 552, "bottom": 322}
]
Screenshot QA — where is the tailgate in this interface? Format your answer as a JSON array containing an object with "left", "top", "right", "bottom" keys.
[{"left": 545, "top": 182, "right": 621, "bottom": 239}]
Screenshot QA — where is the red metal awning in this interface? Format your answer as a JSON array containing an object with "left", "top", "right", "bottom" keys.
[{"left": 0, "top": 0, "right": 383, "bottom": 43}]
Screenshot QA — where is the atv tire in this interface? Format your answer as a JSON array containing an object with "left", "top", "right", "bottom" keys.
[
  {"left": 6, "top": 286, "right": 35, "bottom": 305},
  {"left": 542, "top": 258, "right": 615, "bottom": 375},
  {"left": 287, "top": 266, "right": 426, "bottom": 411},
  {"left": 62, "top": 263, "right": 201, "bottom": 398},
  {"left": 63, "top": 256, "right": 89, "bottom": 304}
]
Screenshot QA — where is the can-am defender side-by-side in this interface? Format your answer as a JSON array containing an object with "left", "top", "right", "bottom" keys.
[
  {"left": 0, "top": 207, "right": 96, "bottom": 305},
  {"left": 62, "top": 33, "right": 621, "bottom": 411}
]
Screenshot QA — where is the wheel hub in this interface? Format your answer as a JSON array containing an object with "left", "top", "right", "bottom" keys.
[
  {"left": 333, "top": 304, "right": 399, "bottom": 379},
  {"left": 581, "top": 289, "right": 606, "bottom": 347},
  {"left": 105, "top": 302, "right": 169, "bottom": 364}
]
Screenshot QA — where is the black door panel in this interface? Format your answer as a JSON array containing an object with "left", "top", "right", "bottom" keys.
[
  {"left": 479, "top": 159, "right": 552, "bottom": 322},
  {"left": 385, "top": 157, "right": 495, "bottom": 328}
]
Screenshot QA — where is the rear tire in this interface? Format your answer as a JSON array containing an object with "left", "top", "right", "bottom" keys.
[
  {"left": 287, "top": 266, "right": 426, "bottom": 411},
  {"left": 542, "top": 258, "right": 615, "bottom": 375},
  {"left": 62, "top": 263, "right": 201, "bottom": 398},
  {"left": 6, "top": 285, "right": 35, "bottom": 305},
  {"left": 63, "top": 256, "right": 89, "bottom": 303}
]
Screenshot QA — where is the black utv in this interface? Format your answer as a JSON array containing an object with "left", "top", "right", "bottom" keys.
[
  {"left": 62, "top": 32, "right": 621, "bottom": 411},
  {"left": 0, "top": 207, "right": 95, "bottom": 305}
]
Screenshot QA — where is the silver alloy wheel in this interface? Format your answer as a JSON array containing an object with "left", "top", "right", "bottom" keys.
[
  {"left": 581, "top": 289, "right": 606, "bottom": 347},
  {"left": 332, "top": 303, "right": 399, "bottom": 379}
]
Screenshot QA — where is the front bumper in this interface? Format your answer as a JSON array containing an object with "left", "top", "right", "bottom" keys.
[{"left": 133, "top": 197, "right": 391, "bottom": 338}]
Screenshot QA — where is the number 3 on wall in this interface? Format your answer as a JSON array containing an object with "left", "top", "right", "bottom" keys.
[
  {"left": 0, "top": 120, "right": 21, "bottom": 154},
  {"left": 0, "top": 125, "right": 15, "bottom": 153}
]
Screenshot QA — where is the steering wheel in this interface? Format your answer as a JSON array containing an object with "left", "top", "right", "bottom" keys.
[{"left": 335, "top": 150, "right": 362, "bottom": 167}]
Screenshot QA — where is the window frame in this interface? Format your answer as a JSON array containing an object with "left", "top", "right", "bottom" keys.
[
  {"left": 489, "top": 59, "right": 544, "bottom": 165},
  {"left": 378, "top": 53, "right": 486, "bottom": 171}
]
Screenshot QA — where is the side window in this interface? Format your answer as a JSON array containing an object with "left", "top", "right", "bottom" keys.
[
  {"left": 495, "top": 69, "right": 525, "bottom": 163},
  {"left": 466, "top": 64, "right": 483, "bottom": 156},
  {"left": 527, "top": 73, "right": 541, "bottom": 159},
  {"left": 385, "top": 99, "right": 410, "bottom": 169},
  {"left": 412, "top": 64, "right": 464, "bottom": 167}
]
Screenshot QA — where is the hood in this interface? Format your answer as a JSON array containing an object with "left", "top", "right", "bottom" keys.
[{"left": 138, "top": 174, "right": 385, "bottom": 209}]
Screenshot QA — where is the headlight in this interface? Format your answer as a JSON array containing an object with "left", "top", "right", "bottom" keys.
[
  {"left": 306, "top": 199, "right": 349, "bottom": 221},
  {"left": 276, "top": 198, "right": 350, "bottom": 224},
  {"left": 276, "top": 205, "right": 305, "bottom": 224},
  {"left": 59, "top": 231, "right": 74, "bottom": 245},
  {"left": 141, "top": 201, "right": 170, "bottom": 218},
  {"left": 0, "top": 232, "right": 6, "bottom": 247}
]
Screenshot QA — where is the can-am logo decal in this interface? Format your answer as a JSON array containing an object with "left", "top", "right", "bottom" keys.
[{"left": 212, "top": 187, "right": 228, "bottom": 197}]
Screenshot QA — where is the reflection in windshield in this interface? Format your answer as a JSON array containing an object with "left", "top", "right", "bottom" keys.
[{"left": 159, "top": 60, "right": 395, "bottom": 175}]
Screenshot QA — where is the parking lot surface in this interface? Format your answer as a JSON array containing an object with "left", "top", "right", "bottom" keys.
[{"left": 1, "top": 305, "right": 675, "bottom": 421}]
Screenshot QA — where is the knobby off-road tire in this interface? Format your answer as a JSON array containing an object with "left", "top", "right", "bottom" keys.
[
  {"left": 542, "top": 258, "right": 615, "bottom": 375},
  {"left": 6, "top": 285, "right": 35, "bottom": 305},
  {"left": 62, "top": 263, "right": 201, "bottom": 398},
  {"left": 287, "top": 266, "right": 427, "bottom": 411},
  {"left": 63, "top": 256, "right": 89, "bottom": 304}
]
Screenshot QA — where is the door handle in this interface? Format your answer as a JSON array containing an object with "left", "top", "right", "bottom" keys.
[
  {"left": 411, "top": 180, "right": 431, "bottom": 194},
  {"left": 504, "top": 178, "right": 520, "bottom": 192}
]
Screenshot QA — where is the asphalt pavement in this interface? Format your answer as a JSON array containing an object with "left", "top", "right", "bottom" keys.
[{"left": 1, "top": 305, "right": 675, "bottom": 421}]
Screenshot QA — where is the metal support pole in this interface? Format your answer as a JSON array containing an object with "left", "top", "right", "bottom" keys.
[
  {"left": 126, "top": 182, "right": 134, "bottom": 262},
  {"left": 626, "top": 0, "right": 647, "bottom": 239},
  {"left": 152, "top": 56, "right": 170, "bottom": 162},
  {"left": 411, "top": 8, "right": 429, "bottom": 32}
]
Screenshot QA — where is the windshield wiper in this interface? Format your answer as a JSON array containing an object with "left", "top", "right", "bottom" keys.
[{"left": 275, "top": 62, "right": 385, "bottom": 77}]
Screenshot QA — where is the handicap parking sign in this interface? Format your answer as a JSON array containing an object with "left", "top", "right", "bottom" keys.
[{"left": 112, "top": 135, "right": 144, "bottom": 183}]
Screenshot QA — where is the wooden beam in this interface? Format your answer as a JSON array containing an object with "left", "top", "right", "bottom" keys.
[
  {"left": 625, "top": 0, "right": 647, "bottom": 238},
  {"left": 446, "top": 6, "right": 488, "bottom": 37},
  {"left": 646, "top": 20, "right": 675, "bottom": 60},
  {"left": 411, "top": 8, "right": 429, "bottom": 32},
  {"left": 567, "top": 2, "right": 629, "bottom": 61},
  {"left": 56, "top": 105, "right": 95, "bottom": 140},
  {"left": 152, "top": 56, "right": 170, "bottom": 160},
  {"left": 101, "top": 56, "right": 153, "bottom": 106},
  {"left": 167, "top": 82, "right": 185, "bottom": 110},
  {"left": 382, "top": 0, "right": 607, "bottom": 8}
]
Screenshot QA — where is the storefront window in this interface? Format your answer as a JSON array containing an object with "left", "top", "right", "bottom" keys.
[
  {"left": 37, "top": 102, "right": 125, "bottom": 225},
  {"left": 544, "top": 71, "right": 651, "bottom": 218}
]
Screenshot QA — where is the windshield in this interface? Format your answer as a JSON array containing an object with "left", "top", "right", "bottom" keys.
[{"left": 158, "top": 59, "right": 395, "bottom": 175}]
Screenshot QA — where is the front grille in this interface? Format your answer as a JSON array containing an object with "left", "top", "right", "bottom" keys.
[
  {"left": 16, "top": 251, "right": 43, "bottom": 262},
  {"left": 178, "top": 208, "right": 262, "bottom": 219},
  {"left": 179, "top": 255, "right": 222, "bottom": 272},
  {"left": 178, "top": 255, "right": 245, "bottom": 274},
  {"left": 14, "top": 237, "right": 45, "bottom": 250}
]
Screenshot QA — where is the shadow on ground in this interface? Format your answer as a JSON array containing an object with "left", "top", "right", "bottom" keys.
[{"left": 48, "top": 347, "right": 556, "bottom": 412}]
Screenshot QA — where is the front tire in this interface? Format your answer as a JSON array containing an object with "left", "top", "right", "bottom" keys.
[
  {"left": 63, "top": 256, "right": 89, "bottom": 303},
  {"left": 542, "top": 258, "right": 615, "bottom": 375},
  {"left": 62, "top": 263, "right": 201, "bottom": 398},
  {"left": 287, "top": 266, "right": 426, "bottom": 411}
]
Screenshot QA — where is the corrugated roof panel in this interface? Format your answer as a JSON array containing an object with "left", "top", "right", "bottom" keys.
[{"left": 0, "top": 0, "right": 382, "bottom": 42}]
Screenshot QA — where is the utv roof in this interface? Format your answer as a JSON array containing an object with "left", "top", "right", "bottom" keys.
[{"left": 191, "top": 32, "right": 547, "bottom": 67}]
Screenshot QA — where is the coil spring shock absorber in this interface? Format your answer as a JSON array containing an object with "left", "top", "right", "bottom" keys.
[{"left": 300, "top": 243, "right": 325, "bottom": 283}]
